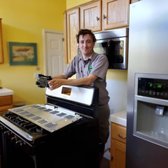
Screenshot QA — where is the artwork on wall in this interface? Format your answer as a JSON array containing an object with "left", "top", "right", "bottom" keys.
[
  {"left": 0, "top": 18, "right": 4, "bottom": 64},
  {"left": 8, "top": 42, "right": 37, "bottom": 65}
]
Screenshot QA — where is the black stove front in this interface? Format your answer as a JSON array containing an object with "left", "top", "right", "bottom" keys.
[{"left": 0, "top": 86, "right": 99, "bottom": 168}]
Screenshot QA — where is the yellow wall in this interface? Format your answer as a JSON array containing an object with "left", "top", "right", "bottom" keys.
[
  {"left": 66, "top": 0, "right": 91, "bottom": 9},
  {"left": 0, "top": 0, "right": 66, "bottom": 105}
]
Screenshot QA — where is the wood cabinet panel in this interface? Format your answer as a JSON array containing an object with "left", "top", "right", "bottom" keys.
[
  {"left": 0, "top": 95, "right": 13, "bottom": 114},
  {"left": 80, "top": 0, "right": 130, "bottom": 31},
  {"left": 66, "top": 8, "right": 80, "bottom": 63},
  {"left": 111, "top": 139, "right": 126, "bottom": 168},
  {"left": 0, "top": 105, "right": 13, "bottom": 114},
  {"left": 102, "top": 0, "right": 130, "bottom": 30},
  {"left": 0, "top": 95, "right": 13, "bottom": 106},
  {"left": 80, "top": 0, "right": 102, "bottom": 31},
  {"left": 111, "top": 123, "right": 126, "bottom": 143},
  {"left": 110, "top": 123, "right": 126, "bottom": 168}
]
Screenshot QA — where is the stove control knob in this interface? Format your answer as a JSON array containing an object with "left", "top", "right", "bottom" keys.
[
  {"left": 0, "top": 125, "right": 4, "bottom": 130},
  {"left": 11, "top": 136, "right": 17, "bottom": 142},
  {"left": 16, "top": 140, "right": 23, "bottom": 146},
  {"left": 4, "top": 130, "right": 11, "bottom": 136}
]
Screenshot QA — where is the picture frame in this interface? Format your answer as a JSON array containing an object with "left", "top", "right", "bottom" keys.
[
  {"left": 8, "top": 42, "right": 37, "bottom": 65},
  {"left": 0, "top": 18, "right": 4, "bottom": 64}
]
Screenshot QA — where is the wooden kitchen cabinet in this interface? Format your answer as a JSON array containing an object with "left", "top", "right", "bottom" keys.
[
  {"left": 0, "top": 95, "right": 13, "bottom": 115},
  {"left": 66, "top": 8, "right": 80, "bottom": 63},
  {"left": 80, "top": 0, "right": 102, "bottom": 32},
  {"left": 80, "top": 0, "right": 130, "bottom": 31},
  {"left": 102, "top": 0, "right": 130, "bottom": 30},
  {"left": 110, "top": 123, "right": 126, "bottom": 168}
]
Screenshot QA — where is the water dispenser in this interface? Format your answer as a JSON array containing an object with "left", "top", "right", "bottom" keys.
[{"left": 133, "top": 73, "right": 168, "bottom": 148}]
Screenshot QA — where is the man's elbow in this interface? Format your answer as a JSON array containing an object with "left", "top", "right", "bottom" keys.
[
  {"left": 85, "top": 80, "right": 92, "bottom": 86},
  {"left": 85, "top": 77, "right": 95, "bottom": 86}
]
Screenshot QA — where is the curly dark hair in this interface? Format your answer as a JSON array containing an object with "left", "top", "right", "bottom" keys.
[{"left": 76, "top": 29, "right": 96, "bottom": 43}]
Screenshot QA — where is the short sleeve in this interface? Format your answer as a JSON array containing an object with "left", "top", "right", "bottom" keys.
[{"left": 90, "top": 54, "right": 109, "bottom": 79}]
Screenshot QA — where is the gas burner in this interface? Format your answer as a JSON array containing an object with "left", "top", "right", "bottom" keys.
[{"left": 8, "top": 104, "right": 82, "bottom": 133}]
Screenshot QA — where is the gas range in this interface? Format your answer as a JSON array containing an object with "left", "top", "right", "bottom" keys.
[{"left": 0, "top": 85, "right": 99, "bottom": 168}]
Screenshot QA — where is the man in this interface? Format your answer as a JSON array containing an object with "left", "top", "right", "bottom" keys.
[{"left": 48, "top": 29, "right": 110, "bottom": 162}]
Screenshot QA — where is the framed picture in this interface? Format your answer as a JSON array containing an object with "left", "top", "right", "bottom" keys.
[
  {"left": 9, "top": 42, "right": 37, "bottom": 65},
  {"left": 0, "top": 18, "right": 4, "bottom": 64}
]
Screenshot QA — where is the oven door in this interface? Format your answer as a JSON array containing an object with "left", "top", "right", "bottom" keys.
[
  {"left": 94, "top": 28, "right": 128, "bottom": 70},
  {"left": 0, "top": 116, "right": 99, "bottom": 168},
  {"left": 94, "top": 37, "right": 128, "bottom": 69},
  {"left": 0, "top": 129, "right": 35, "bottom": 168}
]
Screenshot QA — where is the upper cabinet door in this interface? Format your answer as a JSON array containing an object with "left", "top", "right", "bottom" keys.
[
  {"left": 80, "top": 0, "right": 102, "bottom": 32},
  {"left": 0, "top": 18, "right": 4, "bottom": 64},
  {"left": 66, "top": 8, "right": 80, "bottom": 63},
  {"left": 102, "top": 0, "right": 130, "bottom": 30}
]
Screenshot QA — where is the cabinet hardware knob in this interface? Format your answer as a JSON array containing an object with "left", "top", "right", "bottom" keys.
[
  {"left": 103, "top": 14, "right": 107, "bottom": 19},
  {"left": 118, "top": 134, "right": 126, "bottom": 139},
  {"left": 96, "top": 16, "right": 100, "bottom": 21}
]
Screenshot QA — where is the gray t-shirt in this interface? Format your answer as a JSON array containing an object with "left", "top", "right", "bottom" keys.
[{"left": 64, "top": 52, "right": 110, "bottom": 105}]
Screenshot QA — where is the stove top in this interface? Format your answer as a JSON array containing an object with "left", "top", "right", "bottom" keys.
[
  {"left": 7, "top": 104, "right": 81, "bottom": 132},
  {"left": 0, "top": 104, "right": 82, "bottom": 142}
]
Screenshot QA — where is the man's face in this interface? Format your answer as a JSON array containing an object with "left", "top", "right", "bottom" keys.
[{"left": 78, "top": 34, "right": 95, "bottom": 57}]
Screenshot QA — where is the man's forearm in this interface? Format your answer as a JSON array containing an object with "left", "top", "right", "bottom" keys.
[
  {"left": 48, "top": 75, "right": 97, "bottom": 90},
  {"left": 62, "top": 77, "right": 91, "bottom": 86},
  {"left": 52, "top": 74, "right": 67, "bottom": 79}
]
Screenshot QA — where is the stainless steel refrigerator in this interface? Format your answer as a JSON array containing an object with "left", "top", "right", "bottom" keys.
[{"left": 126, "top": 0, "right": 168, "bottom": 168}]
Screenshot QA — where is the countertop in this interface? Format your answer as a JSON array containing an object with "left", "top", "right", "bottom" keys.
[
  {"left": 0, "top": 88, "right": 14, "bottom": 96},
  {"left": 110, "top": 110, "right": 127, "bottom": 127}
]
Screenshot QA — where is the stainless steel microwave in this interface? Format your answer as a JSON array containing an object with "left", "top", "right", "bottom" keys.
[{"left": 94, "top": 28, "right": 129, "bottom": 70}]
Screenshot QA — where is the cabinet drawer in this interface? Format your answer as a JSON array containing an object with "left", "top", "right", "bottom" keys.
[
  {"left": 0, "top": 105, "right": 13, "bottom": 114},
  {"left": 111, "top": 123, "right": 126, "bottom": 143},
  {"left": 0, "top": 95, "right": 13, "bottom": 106},
  {"left": 111, "top": 139, "right": 126, "bottom": 168}
]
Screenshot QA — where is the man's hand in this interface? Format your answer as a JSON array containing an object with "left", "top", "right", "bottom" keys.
[{"left": 48, "top": 78, "right": 64, "bottom": 89}]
